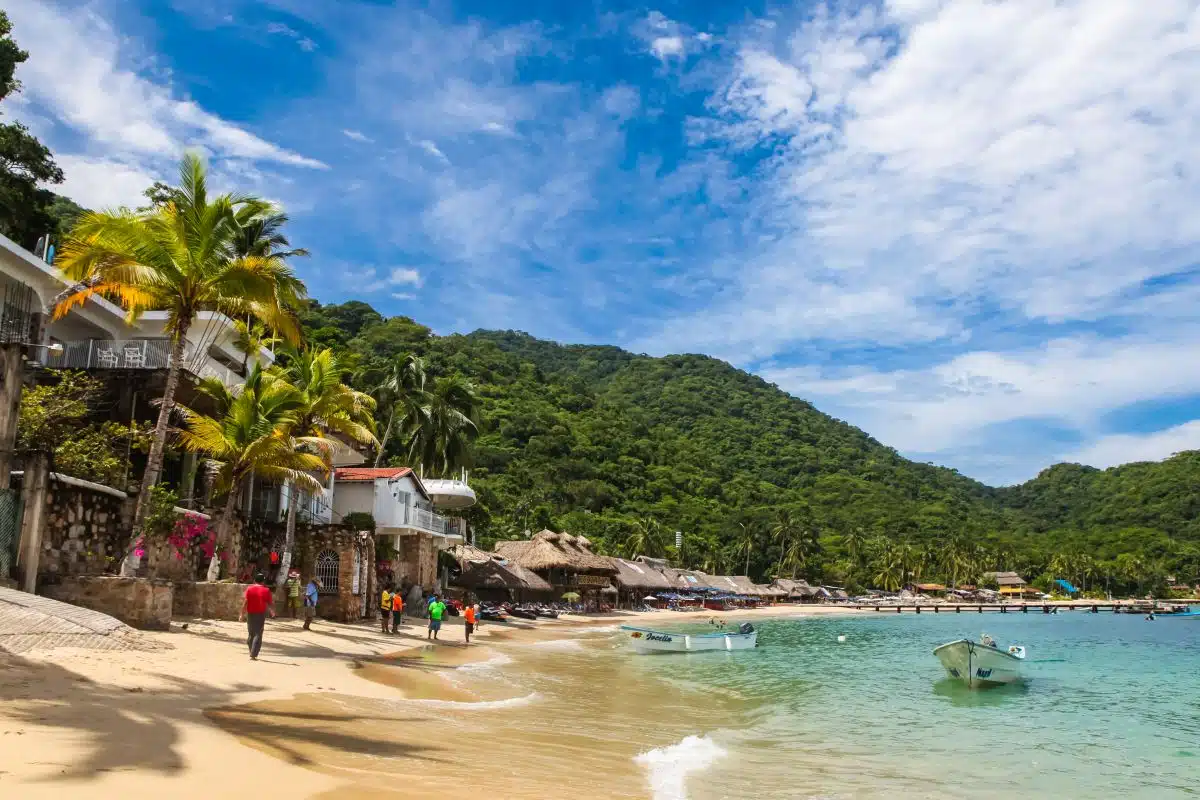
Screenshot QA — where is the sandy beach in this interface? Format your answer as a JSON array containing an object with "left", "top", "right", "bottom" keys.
[{"left": 0, "top": 603, "right": 862, "bottom": 799}]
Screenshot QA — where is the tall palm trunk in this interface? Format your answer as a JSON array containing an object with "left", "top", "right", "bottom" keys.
[
  {"left": 207, "top": 481, "right": 240, "bottom": 581},
  {"left": 744, "top": 548, "right": 751, "bottom": 578},
  {"left": 125, "top": 328, "right": 190, "bottom": 576},
  {"left": 373, "top": 405, "right": 396, "bottom": 467},
  {"left": 276, "top": 482, "right": 298, "bottom": 588}
]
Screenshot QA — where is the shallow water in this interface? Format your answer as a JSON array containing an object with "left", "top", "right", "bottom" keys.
[{"left": 212, "top": 612, "right": 1200, "bottom": 799}]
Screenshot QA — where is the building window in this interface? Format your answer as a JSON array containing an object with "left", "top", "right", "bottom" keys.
[{"left": 316, "top": 549, "right": 339, "bottom": 593}]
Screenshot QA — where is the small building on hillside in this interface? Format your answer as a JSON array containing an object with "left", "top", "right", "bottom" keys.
[
  {"left": 494, "top": 530, "right": 617, "bottom": 609},
  {"left": 331, "top": 467, "right": 465, "bottom": 591},
  {"left": 983, "top": 571, "right": 1040, "bottom": 599}
]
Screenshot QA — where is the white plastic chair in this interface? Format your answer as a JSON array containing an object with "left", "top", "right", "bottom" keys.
[
  {"left": 95, "top": 348, "right": 118, "bottom": 368},
  {"left": 123, "top": 345, "right": 145, "bottom": 368}
]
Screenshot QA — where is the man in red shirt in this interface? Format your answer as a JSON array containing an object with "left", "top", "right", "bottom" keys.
[{"left": 240, "top": 572, "right": 276, "bottom": 660}]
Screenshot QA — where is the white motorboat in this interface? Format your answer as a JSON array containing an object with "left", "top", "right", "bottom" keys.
[
  {"left": 934, "top": 634, "right": 1026, "bottom": 687},
  {"left": 619, "top": 623, "right": 758, "bottom": 654}
]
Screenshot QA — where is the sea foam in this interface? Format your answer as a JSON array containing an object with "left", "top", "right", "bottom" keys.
[
  {"left": 635, "top": 734, "right": 727, "bottom": 800},
  {"left": 456, "top": 652, "right": 515, "bottom": 672},
  {"left": 402, "top": 691, "right": 542, "bottom": 711},
  {"left": 527, "top": 638, "right": 587, "bottom": 651}
]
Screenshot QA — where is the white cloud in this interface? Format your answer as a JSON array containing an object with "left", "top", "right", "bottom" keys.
[
  {"left": 1065, "top": 421, "right": 1200, "bottom": 470},
  {"left": 390, "top": 292, "right": 415, "bottom": 301},
  {"left": 351, "top": 266, "right": 424, "bottom": 294},
  {"left": 637, "top": 11, "right": 690, "bottom": 62},
  {"left": 342, "top": 129, "right": 373, "bottom": 143},
  {"left": 55, "top": 154, "right": 158, "bottom": 209},
  {"left": 644, "top": 0, "right": 1200, "bottom": 360},
  {"left": 3, "top": 0, "right": 325, "bottom": 208},
  {"left": 416, "top": 139, "right": 448, "bottom": 161},
  {"left": 266, "top": 21, "right": 316, "bottom": 51},
  {"left": 762, "top": 327, "right": 1200, "bottom": 482}
]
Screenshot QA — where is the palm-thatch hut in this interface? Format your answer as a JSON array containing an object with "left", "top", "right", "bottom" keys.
[
  {"left": 771, "top": 578, "right": 813, "bottom": 603},
  {"left": 494, "top": 530, "right": 617, "bottom": 610},
  {"left": 608, "top": 557, "right": 673, "bottom": 608},
  {"left": 448, "top": 543, "right": 553, "bottom": 603}
]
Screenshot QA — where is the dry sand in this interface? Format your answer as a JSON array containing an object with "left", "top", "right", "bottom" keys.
[{"left": 0, "top": 603, "right": 860, "bottom": 798}]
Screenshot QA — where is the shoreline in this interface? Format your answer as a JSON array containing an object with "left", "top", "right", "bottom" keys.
[{"left": 0, "top": 600, "right": 1168, "bottom": 798}]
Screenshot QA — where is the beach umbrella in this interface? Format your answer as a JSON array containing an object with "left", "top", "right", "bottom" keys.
[
  {"left": 562, "top": 591, "right": 581, "bottom": 601},
  {"left": 643, "top": 595, "right": 659, "bottom": 601}
]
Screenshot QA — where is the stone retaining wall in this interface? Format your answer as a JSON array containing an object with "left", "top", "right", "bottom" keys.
[
  {"left": 32, "top": 477, "right": 130, "bottom": 577},
  {"left": 172, "top": 581, "right": 250, "bottom": 620},
  {"left": 41, "top": 576, "right": 172, "bottom": 630}
]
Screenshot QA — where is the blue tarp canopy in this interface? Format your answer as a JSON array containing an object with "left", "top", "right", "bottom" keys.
[{"left": 1055, "top": 579, "right": 1080, "bottom": 594}]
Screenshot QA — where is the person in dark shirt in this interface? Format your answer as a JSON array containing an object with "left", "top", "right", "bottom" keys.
[{"left": 240, "top": 573, "right": 275, "bottom": 660}]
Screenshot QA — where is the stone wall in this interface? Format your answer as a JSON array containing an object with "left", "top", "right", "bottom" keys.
[
  {"left": 29, "top": 475, "right": 130, "bottom": 578},
  {"left": 42, "top": 576, "right": 172, "bottom": 630},
  {"left": 395, "top": 532, "right": 438, "bottom": 590},
  {"left": 293, "top": 526, "right": 374, "bottom": 623},
  {"left": 172, "top": 581, "right": 250, "bottom": 620}
]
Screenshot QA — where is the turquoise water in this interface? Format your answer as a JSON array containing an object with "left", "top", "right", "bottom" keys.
[
  {"left": 450, "top": 612, "right": 1200, "bottom": 798},
  {"left": 629, "top": 612, "right": 1200, "bottom": 799}
]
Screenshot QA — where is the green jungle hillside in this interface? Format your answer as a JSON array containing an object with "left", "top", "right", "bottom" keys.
[{"left": 303, "top": 301, "right": 1200, "bottom": 596}]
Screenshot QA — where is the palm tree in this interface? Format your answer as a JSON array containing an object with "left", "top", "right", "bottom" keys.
[
  {"left": 770, "top": 509, "right": 800, "bottom": 576},
  {"left": 843, "top": 526, "right": 868, "bottom": 570},
  {"left": 177, "top": 367, "right": 330, "bottom": 581},
  {"left": 371, "top": 354, "right": 427, "bottom": 467},
  {"left": 734, "top": 522, "right": 757, "bottom": 577},
  {"left": 233, "top": 201, "right": 310, "bottom": 261},
  {"left": 403, "top": 374, "right": 480, "bottom": 477},
  {"left": 54, "top": 154, "right": 305, "bottom": 574},
  {"left": 873, "top": 553, "right": 904, "bottom": 592},
  {"left": 274, "top": 348, "right": 377, "bottom": 586},
  {"left": 232, "top": 319, "right": 281, "bottom": 375},
  {"left": 624, "top": 517, "right": 666, "bottom": 559}
]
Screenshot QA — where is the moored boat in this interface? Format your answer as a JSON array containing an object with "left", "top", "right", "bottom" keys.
[
  {"left": 934, "top": 634, "right": 1026, "bottom": 687},
  {"left": 619, "top": 623, "right": 757, "bottom": 654}
]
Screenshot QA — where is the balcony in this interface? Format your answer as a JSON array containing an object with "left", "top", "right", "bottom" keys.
[
  {"left": 48, "top": 337, "right": 242, "bottom": 386},
  {"left": 375, "top": 501, "right": 464, "bottom": 541},
  {"left": 423, "top": 477, "right": 477, "bottom": 509}
]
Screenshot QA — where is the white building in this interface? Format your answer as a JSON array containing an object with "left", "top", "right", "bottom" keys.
[{"left": 331, "top": 467, "right": 471, "bottom": 590}]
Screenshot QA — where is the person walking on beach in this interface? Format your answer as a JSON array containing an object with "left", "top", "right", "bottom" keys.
[
  {"left": 427, "top": 594, "right": 446, "bottom": 641},
  {"left": 283, "top": 570, "right": 301, "bottom": 619},
  {"left": 391, "top": 589, "right": 404, "bottom": 632},
  {"left": 380, "top": 586, "right": 393, "bottom": 634},
  {"left": 463, "top": 601, "right": 477, "bottom": 645},
  {"left": 302, "top": 576, "right": 320, "bottom": 630},
  {"left": 240, "top": 573, "right": 275, "bottom": 660}
]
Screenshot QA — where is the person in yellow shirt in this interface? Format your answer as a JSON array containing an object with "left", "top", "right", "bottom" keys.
[{"left": 380, "top": 587, "right": 393, "bottom": 634}]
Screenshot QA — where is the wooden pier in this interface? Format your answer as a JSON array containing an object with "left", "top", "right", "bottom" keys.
[{"left": 849, "top": 600, "right": 1199, "bottom": 614}]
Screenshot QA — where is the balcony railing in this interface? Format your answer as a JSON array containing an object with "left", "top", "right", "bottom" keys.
[
  {"left": 376, "top": 501, "right": 463, "bottom": 539},
  {"left": 48, "top": 338, "right": 242, "bottom": 386}
]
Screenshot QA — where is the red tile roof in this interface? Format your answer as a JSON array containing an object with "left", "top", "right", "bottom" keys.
[{"left": 334, "top": 467, "right": 413, "bottom": 482}]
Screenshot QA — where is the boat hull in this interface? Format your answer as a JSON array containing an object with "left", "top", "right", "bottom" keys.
[
  {"left": 619, "top": 626, "right": 757, "bottom": 654},
  {"left": 934, "top": 639, "right": 1024, "bottom": 687}
]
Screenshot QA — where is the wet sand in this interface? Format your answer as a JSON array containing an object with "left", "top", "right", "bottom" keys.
[{"left": 0, "top": 604, "right": 860, "bottom": 798}]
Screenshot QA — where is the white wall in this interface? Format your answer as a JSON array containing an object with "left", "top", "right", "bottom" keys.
[{"left": 331, "top": 481, "right": 374, "bottom": 522}]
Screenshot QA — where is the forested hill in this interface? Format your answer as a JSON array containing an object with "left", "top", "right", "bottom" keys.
[{"left": 301, "top": 301, "right": 1200, "bottom": 590}]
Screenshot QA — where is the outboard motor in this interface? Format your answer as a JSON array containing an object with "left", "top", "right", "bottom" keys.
[{"left": 739, "top": 622, "right": 755, "bottom": 635}]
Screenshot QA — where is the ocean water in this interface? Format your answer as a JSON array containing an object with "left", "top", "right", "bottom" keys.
[{"left": 214, "top": 613, "right": 1200, "bottom": 799}]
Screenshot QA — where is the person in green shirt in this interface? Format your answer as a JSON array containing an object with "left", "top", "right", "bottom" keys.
[{"left": 427, "top": 595, "right": 446, "bottom": 641}]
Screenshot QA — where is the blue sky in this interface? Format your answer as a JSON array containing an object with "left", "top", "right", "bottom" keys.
[{"left": 7, "top": 0, "right": 1200, "bottom": 486}]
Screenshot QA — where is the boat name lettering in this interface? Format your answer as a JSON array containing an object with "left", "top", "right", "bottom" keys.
[
  {"left": 645, "top": 633, "right": 673, "bottom": 642},
  {"left": 975, "top": 668, "right": 992, "bottom": 679}
]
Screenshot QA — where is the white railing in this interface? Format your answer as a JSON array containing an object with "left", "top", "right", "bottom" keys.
[{"left": 48, "top": 337, "right": 243, "bottom": 386}]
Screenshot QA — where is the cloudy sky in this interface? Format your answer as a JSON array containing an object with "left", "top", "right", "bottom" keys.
[{"left": 6, "top": 0, "right": 1200, "bottom": 485}]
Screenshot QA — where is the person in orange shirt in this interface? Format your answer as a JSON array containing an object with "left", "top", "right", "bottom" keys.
[
  {"left": 463, "top": 600, "right": 477, "bottom": 644},
  {"left": 391, "top": 590, "right": 404, "bottom": 633}
]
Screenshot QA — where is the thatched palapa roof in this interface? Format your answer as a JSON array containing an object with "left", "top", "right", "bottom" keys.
[
  {"left": 494, "top": 530, "right": 617, "bottom": 574},
  {"left": 454, "top": 557, "right": 554, "bottom": 593},
  {"left": 771, "top": 578, "right": 812, "bottom": 598},
  {"left": 609, "top": 558, "right": 673, "bottom": 591}
]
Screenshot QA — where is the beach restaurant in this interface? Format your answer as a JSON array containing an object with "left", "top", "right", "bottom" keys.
[
  {"left": 494, "top": 530, "right": 617, "bottom": 610},
  {"left": 608, "top": 557, "right": 673, "bottom": 608}
]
